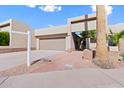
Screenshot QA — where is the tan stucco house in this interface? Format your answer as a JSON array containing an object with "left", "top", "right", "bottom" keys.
[
  {"left": 0, "top": 13, "right": 124, "bottom": 51},
  {"left": 34, "top": 13, "right": 124, "bottom": 51},
  {"left": 35, "top": 13, "right": 97, "bottom": 51}
]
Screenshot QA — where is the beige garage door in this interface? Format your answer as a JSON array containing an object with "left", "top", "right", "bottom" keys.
[{"left": 40, "top": 38, "right": 65, "bottom": 50}]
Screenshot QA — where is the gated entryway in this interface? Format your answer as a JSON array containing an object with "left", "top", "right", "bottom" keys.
[{"left": 69, "top": 14, "right": 97, "bottom": 51}]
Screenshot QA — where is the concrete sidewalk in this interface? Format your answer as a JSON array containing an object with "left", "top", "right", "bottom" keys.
[
  {"left": 0, "top": 50, "right": 64, "bottom": 70},
  {"left": 0, "top": 68, "right": 124, "bottom": 88}
]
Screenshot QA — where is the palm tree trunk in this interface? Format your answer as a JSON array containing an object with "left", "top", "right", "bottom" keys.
[{"left": 93, "top": 5, "right": 112, "bottom": 68}]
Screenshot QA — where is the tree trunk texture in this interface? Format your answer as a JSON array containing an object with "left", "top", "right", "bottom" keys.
[{"left": 93, "top": 5, "right": 112, "bottom": 69}]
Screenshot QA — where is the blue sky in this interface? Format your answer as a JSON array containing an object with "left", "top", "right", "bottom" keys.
[{"left": 0, "top": 5, "right": 124, "bottom": 29}]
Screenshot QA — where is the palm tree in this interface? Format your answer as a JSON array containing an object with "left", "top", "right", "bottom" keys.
[
  {"left": 108, "top": 30, "right": 124, "bottom": 46},
  {"left": 93, "top": 5, "right": 112, "bottom": 69}
]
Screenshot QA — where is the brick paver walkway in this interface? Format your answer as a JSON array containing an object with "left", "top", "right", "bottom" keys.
[{"left": 0, "top": 51, "right": 97, "bottom": 77}]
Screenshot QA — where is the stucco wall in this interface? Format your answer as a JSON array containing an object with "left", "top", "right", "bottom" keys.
[
  {"left": 10, "top": 33, "right": 27, "bottom": 48},
  {"left": 68, "top": 13, "right": 96, "bottom": 32},
  {"left": 35, "top": 13, "right": 96, "bottom": 36},
  {"left": 35, "top": 25, "right": 68, "bottom": 36},
  {"left": 11, "top": 19, "right": 30, "bottom": 32},
  {"left": 31, "top": 31, "right": 36, "bottom": 48},
  {"left": 10, "top": 32, "right": 36, "bottom": 48},
  {"left": 10, "top": 20, "right": 36, "bottom": 48}
]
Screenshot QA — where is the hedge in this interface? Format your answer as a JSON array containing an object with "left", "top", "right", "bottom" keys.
[{"left": 0, "top": 31, "right": 10, "bottom": 46}]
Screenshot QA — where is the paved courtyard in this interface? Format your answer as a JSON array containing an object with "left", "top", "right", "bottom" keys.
[
  {"left": 0, "top": 51, "right": 97, "bottom": 77},
  {"left": 0, "top": 68, "right": 124, "bottom": 88},
  {"left": 0, "top": 50, "right": 64, "bottom": 70},
  {"left": 0, "top": 50, "right": 124, "bottom": 88}
]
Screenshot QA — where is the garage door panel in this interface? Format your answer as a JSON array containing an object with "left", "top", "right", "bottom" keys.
[{"left": 40, "top": 39, "right": 65, "bottom": 50}]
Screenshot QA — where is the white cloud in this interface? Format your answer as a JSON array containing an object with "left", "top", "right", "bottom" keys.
[
  {"left": 39, "top": 5, "right": 62, "bottom": 12},
  {"left": 26, "top": 5, "right": 36, "bottom": 8},
  {"left": 48, "top": 24, "right": 54, "bottom": 27},
  {"left": 91, "top": 5, "right": 113, "bottom": 15}
]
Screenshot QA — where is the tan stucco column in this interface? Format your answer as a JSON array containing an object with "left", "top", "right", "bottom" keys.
[
  {"left": 86, "top": 38, "right": 90, "bottom": 49},
  {"left": 65, "top": 35, "right": 71, "bottom": 51},
  {"left": 36, "top": 38, "right": 40, "bottom": 50},
  {"left": 65, "top": 36, "right": 68, "bottom": 51},
  {"left": 66, "top": 22, "right": 72, "bottom": 52}
]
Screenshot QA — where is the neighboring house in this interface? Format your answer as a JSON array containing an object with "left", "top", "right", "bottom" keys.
[{"left": 0, "top": 19, "right": 35, "bottom": 49}]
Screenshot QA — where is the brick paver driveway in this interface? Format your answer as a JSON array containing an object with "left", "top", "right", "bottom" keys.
[{"left": 0, "top": 50, "right": 64, "bottom": 71}]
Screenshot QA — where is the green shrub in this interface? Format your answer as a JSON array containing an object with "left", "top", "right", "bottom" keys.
[
  {"left": 108, "top": 30, "right": 124, "bottom": 46},
  {"left": 119, "top": 52, "right": 124, "bottom": 61},
  {"left": 108, "top": 33, "right": 120, "bottom": 46},
  {"left": 0, "top": 31, "right": 10, "bottom": 46},
  {"left": 119, "top": 30, "right": 124, "bottom": 38}
]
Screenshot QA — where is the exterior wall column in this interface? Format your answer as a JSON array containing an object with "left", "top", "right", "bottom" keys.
[
  {"left": 65, "top": 35, "right": 72, "bottom": 51},
  {"left": 86, "top": 38, "right": 90, "bottom": 49},
  {"left": 66, "top": 21, "right": 72, "bottom": 51},
  {"left": 66, "top": 20, "right": 76, "bottom": 52},
  {"left": 84, "top": 15, "right": 90, "bottom": 49},
  {"left": 65, "top": 36, "right": 68, "bottom": 51},
  {"left": 9, "top": 19, "right": 12, "bottom": 47},
  {"left": 36, "top": 38, "right": 40, "bottom": 50}
]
